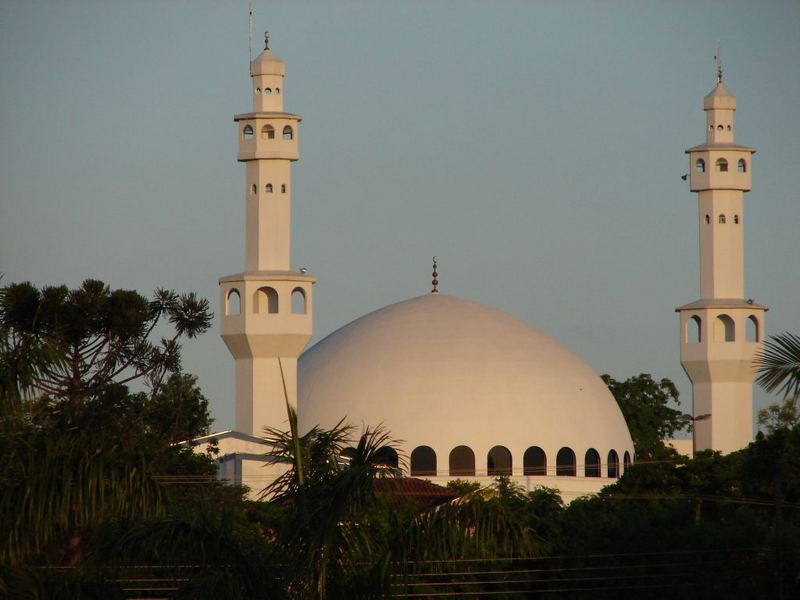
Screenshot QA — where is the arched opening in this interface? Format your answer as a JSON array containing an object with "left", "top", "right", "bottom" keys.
[
  {"left": 584, "top": 448, "right": 601, "bottom": 477},
  {"left": 255, "top": 88, "right": 261, "bottom": 94},
  {"left": 734, "top": 214, "right": 740, "bottom": 224},
  {"left": 262, "top": 124, "right": 275, "bottom": 140},
  {"left": 449, "top": 445, "right": 475, "bottom": 476},
  {"left": 747, "top": 315, "right": 759, "bottom": 342},
  {"left": 254, "top": 287, "right": 279, "bottom": 314},
  {"left": 281, "top": 184, "right": 287, "bottom": 193},
  {"left": 607, "top": 450, "right": 619, "bottom": 478},
  {"left": 523, "top": 446, "right": 547, "bottom": 476},
  {"left": 242, "top": 125, "right": 254, "bottom": 140},
  {"left": 251, "top": 184, "right": 257, "bottom": 195},
  {"left": 264, "top": 87, "right": 272, "bottom": 95},
  {"left": 687, "top": 315, "right": 702, "bottom": 343},
  {"left": 738, "top": 158, "right": 747, "bottom": 173},
  {"left": 375, "top": 447, "right": 399, "bottom": 469},
  {"left": 410, "top": 446, "right": 437, "bottom": 476},
  {"left": 487, "top": 446, "right": 512, "bottom": 476},
  {"left": 283, "top": 125, "right": 293, "bottom": 140},
  {"left": 291, "top": 288, "right": 306, "bottom": 314},
  {"left": 226, "top": 289, "right": 241, "bottom": 316},
  {"left": 714, "top": 314, "right": 735, "bottom": 343},
  {"left": 717, "top": 124, "right": 724, "bottom": 131},
  {"left": 718, "top": 214, "right": 726, "bottom": 224},
  {"left": 704, "top": 214, "right": 710, "bottom": 224},
  {"left": 556, "top": 447, "right": 576, "bottom": 476},
  {"left": 716, "top": 158, "right": 728, "bottom": 172},
  {"left": 275, "top": 88, "right": 280, "bottom": 94},
  {"left": 623, "top": 451, "right": 631, "bottom": 473},
  {"left": 265, "top": 183, "right": 273, "bottom": 193},
  {"left": 695, "top": 158, "right": 705, "bottom": 173}
]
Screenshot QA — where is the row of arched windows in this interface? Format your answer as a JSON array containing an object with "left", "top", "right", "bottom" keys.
[
  {"left": 686, "top": 314, "right": 760, "bottom": 344},
  {"left": 255, "top": 87, "right": 280, "bottom": 95},
  {"left": 704, "top": 214, "right": 739, "bottom": 225},
  {"left": 242, "top": 124, "right": 293, "bottom": 141},
  {"left": 407, "top": 445, "right": 631, "bottom": 479},
  {"left": 225, "top": 287, "right": 307, "bottom": 316},
  {"left": 695, "top": 158, "right": 746, "bottom": 173},
  {"left": 709, "top": 124, "right": 732, "bottom": 132},
  {"left": 251, "top": 183, "right": 287, "bottom": 195}
]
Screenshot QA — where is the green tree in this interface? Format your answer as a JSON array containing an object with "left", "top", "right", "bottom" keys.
[
  {"left": 755, "top": 332, "right": 800, "bottom": 401},
  {"left": 602, "top": 373, "right": 691, "bottom": 458}
]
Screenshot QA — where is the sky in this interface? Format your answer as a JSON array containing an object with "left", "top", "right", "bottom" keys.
[{"left": 1, "top": 1, "right": 798, "bottom": 432}]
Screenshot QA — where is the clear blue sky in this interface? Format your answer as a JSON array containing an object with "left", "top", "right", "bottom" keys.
[{"left": 1, "top": 1, "right": 798, "bottom": 431}]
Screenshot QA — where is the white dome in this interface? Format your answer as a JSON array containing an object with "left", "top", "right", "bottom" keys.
[{"left": 298, "top": 294, "right": 633, "bottom": 480}]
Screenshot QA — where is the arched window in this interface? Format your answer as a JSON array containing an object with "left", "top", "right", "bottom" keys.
[
  {"left": 291, "top": 287, "right": 306, "bottom": 314},
  {"left": 487, "top": 446, "right": 512, "bottom": 476},
  {"left": 242, "top": 125, "right": 254, "bottom": 140},
  {"left": 623, "top": 451, "right": 631, "bottom": 472},
  {"left": 687, "top": 315, "right": 702, "bottom": 343},
  {"left": 262, "top": 124, "right": 275, "bottom": 140},
  {"left": 264, "top": 87, "right": 272, "bottom": 95},
  {"left": 375, "top": 447, "right": 399, "bottom": 469},
  {"left": 584, "top": 448, "right": 601, "bottom": 477},
  {"left": 714, "top": 314, "right": 735, "bottom": 343},
  {"left": 226, "top": 289, "right": 241, "bottom": 316},
  {"left": 265, "top": 183, "right": 273, "bottom": 193},
  {"left": 747, "top": 315, "right": 759, "bottom": 343},
  {"left": 695, "top": 158, "right": 705, "bottom": 173},
  {"left": 717, "top": 124, "right": 724, "bottom": 131},
  {"left": 738, "top": 158, "right": 747, "bottom": 173},
  {"left": 705, "top": 214, "right": 710, "bottom": 224},
  {"left": 556, "top": 447, "right": 576, "bottom": 476},
  {"left": 718, "top": 214, "right": 726, "bottom": 224},
  {"left": 734, "top": 214, "right": 740, "bottom": 224},
  {"left": 255, "top": 88, "right": 261, "bottom": 94},
  {"left": 281, "top": 184, "right": 287, "bottom": 193},
  {"left": 523, "top": 446, "right": 547, "bottom": 476},
  {"left": 251, "top": 184, "right": 257, "bottom": 195},
  {"left": 254, "top": 287, "right": 279, "bottom": 314},
  {"left": 410, "top": 446, "right": 437, "bottom": 476},
  {"left": 449, "top": 445, "right": 475, "bottom": 476},
  {"left": 275, "top": 88, "right": 280, "bottom": 94},
  {"left": 607, "top": 450, "right": 619, "bottom": 478},
  {"left": 716, "top": 158, "right": 728, "bottom": 172},
  {"left": 283, "top": 125, "right": 293, "bottom": 140}
]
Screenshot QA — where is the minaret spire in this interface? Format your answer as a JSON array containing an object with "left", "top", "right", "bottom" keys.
[
  {"left": 714, "top": 43, "right": 723, "bottom": 83},
  {"left": 677, "top": 73, "right": 766, "bottom": 454},
  {"left": 431, "top": 256, "right": 439, "bottom": 294}
]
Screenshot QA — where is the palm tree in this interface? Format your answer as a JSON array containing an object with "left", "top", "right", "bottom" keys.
[{"left": 755, "top": 332, "right": 800, "bottom": 400}]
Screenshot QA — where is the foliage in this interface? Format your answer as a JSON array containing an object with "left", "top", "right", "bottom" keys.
[
  {"left": 755, "top": 332, "right": 800, "bottom": 400},
  {"left": 445, "top": 478, "right": 481, "bottom": 496},
  {"left": 758, "top": 396, "right": 800, "bottom": 434},
  {"left": 602, "top": 373, "right": 691, "bottom": 458}
]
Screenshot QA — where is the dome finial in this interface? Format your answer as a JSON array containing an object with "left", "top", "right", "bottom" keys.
[
  {"left": 714, "top": 42, "right": 723, "bottom": 83},
  {"left": 431, "top": 256, "right": 439, "bottom": 294},
  {"left": 264, "top": 31, "right": 270, "bottom": 50}
]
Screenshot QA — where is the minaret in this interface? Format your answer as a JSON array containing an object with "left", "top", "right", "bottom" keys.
[
  {"left": 677, "top": 63, "right": 767, "bottom": 454},
  {"left": 219, "top": 34, "right": 314, "bottom": 436}
]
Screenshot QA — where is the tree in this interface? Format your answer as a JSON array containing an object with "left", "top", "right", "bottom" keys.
[
  {"left": 602, "top": 373, "right": 691, "bottom": 458},
  {"left": 755, "top": 332, "right": 800, "bottom": 401}
]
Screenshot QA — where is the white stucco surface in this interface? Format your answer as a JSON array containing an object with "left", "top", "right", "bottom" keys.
[{"left": 298, "top": 293, "right": 634, "bottom": 486}]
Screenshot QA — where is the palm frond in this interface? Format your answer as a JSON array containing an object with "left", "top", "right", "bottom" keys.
[{"left": 755, "top": 332, "right": 800, "bottom": 399}]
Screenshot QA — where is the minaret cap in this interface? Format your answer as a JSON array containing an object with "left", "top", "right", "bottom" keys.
[
  {"left": 251, "top": 33, "right": 285, "bottom": 76},
  {"left": 703, "top": 81, "right": 736, "bottom": 111}
]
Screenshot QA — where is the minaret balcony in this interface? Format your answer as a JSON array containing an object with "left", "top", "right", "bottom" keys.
[
  {"left": 687, "top": 145, "right": 753, "bottom": 192},
  {"left": 236, "top": 114, "right": 300, "bottom": 162}
]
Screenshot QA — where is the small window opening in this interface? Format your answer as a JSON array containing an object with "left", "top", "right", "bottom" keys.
[
  {"left": 523, "top": 446, "right": 547, "bottom": 476},
  {"left": 714, "top": 314, "right": 735, "bottom": 343},
  {"left": 687, "top": 315, "right": 702, "bottom": 343},
  {"left": 607, "top": 450, "right": 619, "bottom": 478},
  {"left": 623, "top": 451, "right": 631, "bottom": 473},
  {"left": 727, "top": 125, "right": 732, "bottom": 131},
  {"left": 556, "top": 447, "right": 576, "bottom": 476},
  {"left": 734, "top": 214, "right": 739, "bottom": 224},
  {"left": 717, "top": 124, "right": 724, "bottom": 131},
  {"left": 283, "top": 125, "right": 293, "bottom": 140},
  {"left": 449, "top": 445, "right": 475, "bottom": 476},
  {"left": 704, "top": 214, "right": 710, "bottom": 224},
  {"left": 276, "top": 88, "right": 281, "bottom": 94},
  {"left": 695, "top": 158, "right": 705, "bottom": 173},
  {"left": 718, "top": 214, "right": 726, "bottom": 224},
  {"left": 487, "top": 446, "right": 512, "bottom": 476},
  {"left": 291, "top": 287, "right": 306, "bottom": 314},
  {"left": 265, "top": 183, "right": 273, "bottom": 193},
  {"left": 747, "top": 315, "right": 759, "bottom": 343},
  {"left": 242, "top": 125, "right": 254, "bottom": 140},
  {"left": 264, "top": 88, "right": 272, "bottom": 95},
  {"left": 716, "top": 158, "right": 728, "bottom": 172},
  {"left": 251, "top": 184, "right": 257, "bottom": 195},
  {"left": 410, "top": 446, "right": 437, "bottom": 476},
  {"left": 255, "top": 88, "right": 261, "bottom": 94},
  {"left": 226, "top": 289, "right": 241, "bottom": 315},
  {"left": 254, "top": 287, "right": 279, "bottom": 314},
  {"left": 738, "top": 159, "right": 747, "bottom": 173},
  {"left": 281, "top": 184, "right": 287, "bottom": 193},
  {"left": 585, "top": 448, "right": 601, "bottom": 478},
  {"left": 262, "top": 125, "right": 275, "bottom": 140}
]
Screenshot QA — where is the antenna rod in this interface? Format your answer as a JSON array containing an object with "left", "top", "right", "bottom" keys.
[{"left": 248, "top": 2, "right": 253, "bottom": 76}]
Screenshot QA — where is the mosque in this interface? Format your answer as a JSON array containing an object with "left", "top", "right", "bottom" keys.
[{"left": 194, "top": 35, "right": 766, "bottom": 501}]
